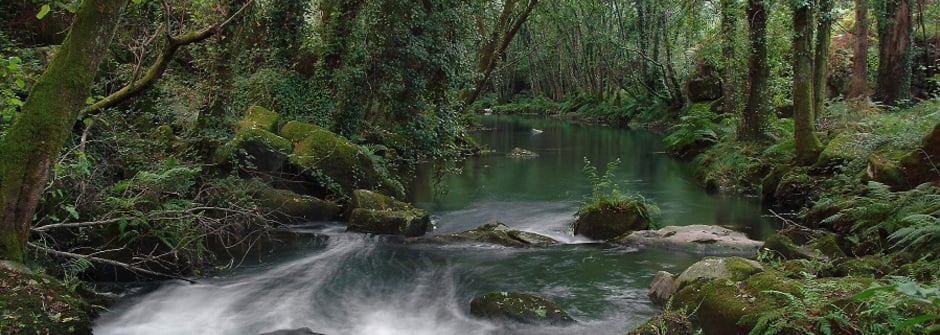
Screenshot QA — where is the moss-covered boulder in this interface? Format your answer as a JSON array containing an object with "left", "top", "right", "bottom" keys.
[
  {"left": 287, "top": 122, "right": 402, "bottom": 198},
  {"left": 772, "top": 167, "right": 817, "bottom": 210},
  {"left": 866, "top": 153, "right": 908, "bottom": 189},
  {"left": 627, "top": 308, "right": 699, "bottom": 335},
  {"left": 614, "top": 225, "right": 763, "bottom": 256},
  {"left": 673, "top": 271, "right": 798, "bottom": 335},
  {"left": 257, "top": 187, "right": 340, "bottom": 223},
  {"left": 672, "top": 257, "right": 764, "bottom": 293},
  {"left": 762, "top": 230, "right": 846, "bottom": 262},
  {"left": 415, "top": 221, "right": 559, "bottom": 247},
  {"left": 0, "top": 263, "right": 98, "bottom": 335},
  {"left": 833, "top": 254, "right": 894, "bottom": 278},
  {"left": 345, "top": 190, "right": 429, "bottom": 237},
  {"left": 469, "top": 291, "right": 575, "bottom": 325},
  {"left": 506, "top": 147, "right": 538, "bottom": 158},
  {"left": 815, "top": 132, "right": 861, "bottom": 168},
  {"left": 573, "top": 199, "right": 651, "bottom": 240},
  {"left": 236, "top": 105, "right": 281, "bottom": 132}
]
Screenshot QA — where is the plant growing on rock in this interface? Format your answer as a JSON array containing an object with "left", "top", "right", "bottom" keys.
[{"left": 574, "top": 158, "right": 660, "bottom": 240}]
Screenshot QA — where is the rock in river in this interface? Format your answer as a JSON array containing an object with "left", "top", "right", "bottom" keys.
[
  {"left": 614, "top": 224, "right": 762, "bottom": 256},
  {"left": 345, "top": 189, "right": 430, "bottom": 237},
  {"left": 469, "top": 291, "right": 575, "bottom": 325},
  {"left": 412, "top": 221, "right": 559, "bottom": 247}
]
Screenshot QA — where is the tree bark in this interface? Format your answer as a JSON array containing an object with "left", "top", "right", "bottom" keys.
[
  {"left": 0, "top": 0, "right": 129, "bottom": 263},
  {"left": 792, "top": 2, "right": 823, "bottom": 165},
  {"left": 738, "top": 0, "right": 770, "bottom": 142},
  {"left": 875, "top": 0, "right": 913, "bottom": 105},
  {"left": 813, "top": 0, "right": 834, "bottom": 117},
  {"left": 847, "top": 0, "right": 870, "bottom": 99},
  {"left": 719, "top": 0, "right": 740, "bottom": 114}
]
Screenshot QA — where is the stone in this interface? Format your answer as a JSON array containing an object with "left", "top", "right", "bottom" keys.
[
  {"left": 345, "top": 190, "right": 430, "bottom": 237},
  {"left": 507, "top": 147, "right": 539, "bottom": 158},
  {"left": 287, "top": 122, "right": 402, "bottom": 198},
  {"left": 671, "top": 257, "right": 764, "bottom": 294},
  {"left": 648, "top": 271, "right": 677, "bottom": 305},
  {"left": 256, "top": 187, "right": 340, "bottom": 223},
  {"left": 614, "top": 225, "right": 763, "bottom": 256},
  {"left": 573, "top": 199, "right": 651, "bottom": 240},
  {"left": 469, "top": 291, "right": 575, "bottom": 325},
  {"left": 258, "top": 328, "right": 324, "bottom": 335},
  {"left": 414, "top": 221, "right": 559, "bottom": 247},
  {"left": 761, "top": 230, "right": 846, "bottom": 262},
  {"left": 236, "top": 105, "right": 280, "bottom": 132}
]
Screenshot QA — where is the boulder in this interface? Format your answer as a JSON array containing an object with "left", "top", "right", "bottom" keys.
[
  {"left": 686, "top": 63, "right": 722, "bottom": 103},
  {"left": 673, "top": 271, "right": 797, "bottom": 335},
  {"left": 671, "top": 257, "right": 764, "bottom": 295},
  {"left": 345, "top": 190, "right": 430, "bottom": 237},
  {"left": 761, "top": 230, "right": 846, "bottom": 262},
  {"left": 236, "top": 105, "right": 281, "bottom": 132},
  {"left": 287, "top": 122, "right": 402, "bottom": 198},
  {"left": 257, "top": 187, "right": 340, "bottom": 223},
  {"left": 814, "top": 132, "right": 861, "bottom": 168},
  {"left": 507, "top": 147, "right": 538, "bottom": 158},
  {"left": 469, "top": 291, "right": 575, "bottom": 325},
  {"left": 573, "top": 199, "right": 651, "bottom": 240},
  {"left": 215, "top": 106, "right": 292, "bottom": 172},
  {"left": 647, "top": 271, "right": 677, "bottom": 305},
  {"left": 0, "top": 264, "right": 96, "bottom": 335},
  {"left": 414, "top": 221, "right": 559, "bottom": 247},
  {"left": 614, "top": 225, "right": 763, "bottom": 256}
]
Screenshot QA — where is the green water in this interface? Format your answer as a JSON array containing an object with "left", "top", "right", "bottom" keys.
[{"left": 94, "top": 115, "right": 771, "bottom": 335}]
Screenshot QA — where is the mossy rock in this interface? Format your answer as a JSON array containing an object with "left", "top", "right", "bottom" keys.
[
  {"left": 506, "top": 147, "right": 539, "bottom": 158},
  {"left": 762, "top": 230, "right": 846, "bottom": 262},
  {"left": 232, "top": 127, "right": 293, "bottom": 172},
  {"left": 345, "top": 190, "right": 429, "bottom": 237},
  {"left": 417, "top": 221, "right": 559, "bottom": 247},
  {"left": 0, "top": 264, "right": 97, "bottom": 335},
  {"left": 288, "top": 123, "right": 402, "bottom": 198},
  {"left": 648, "top": 271, "right": 677, "bottom": 305},
  {"left": 866, "top": 153, "right": 909, "bottom": 190},
  {"left": 627, "top": 309, "right": 699, "bottom": 335},
  {"left": 573, "top": 199, "right": 650, "bottom": 240},
  {"left": 673, "top": 271, "right": 799, "bottom": 335},
  {"left": 773, "top": 167, "right": 817, "bottom": 210},
  {"left": 235, "top": 105, "right": 280, "bottom": 133},
  {"left": 814, "top": 132, "right": 860, "bottom": 168},
  {"left": 760, "top": 164, "right": 790, "bottom": 203},
  {"left": 672, "top": 257, "right": 764, "bottom": 294},
  {"left": 278, "top": 121, "right": 321, "bottom": 143},
  {"left": 833, "top": 255, "right": 894, "bottom": 278},
  {"left": 469, "top": 291, "right": 575, "bottom": 326},
  {"left": 257, "top": 187, "right": 340, "bottom": 223}
]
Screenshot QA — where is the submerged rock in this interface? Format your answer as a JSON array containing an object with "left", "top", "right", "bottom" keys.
[
  {"left": 413, "top": 221, "right": 559, "bottom": 247},
  {"left": 469, "top": 291, "right": 575, "bottom": 325},
  {"left": 345, "top": 189, "right": 430, "bottom": 237},
  {"left": 614, "top": 225, "right": 763, "bottom": 256},
  {"left": 506, "top": 147, "right": 539, "bottom": 158},
  {"left": 256, "top": 186, "right": 340, "bottom": 223},
  {"left": 573, "top": 199, "right": 651, "bottom": 240}
]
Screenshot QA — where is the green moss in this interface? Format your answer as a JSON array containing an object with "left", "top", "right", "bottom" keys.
[
  {"left": 0, "top": 265, "right": 96, "bottom": 335},
  {"left": 278, "top": 120, "right": 322, "bottom": 142},
  {"left": 815, "top": 132, "right": 861, "bottom": 167},
  {"left": 235, "top": 105, "right": 280, "bottom": 132},
  {"left": 345, "top": 190, "right": 430, "bottom": 237},
  {"left": 574, "top": 199, "right": 650, "bottom": 240},
  {"left": 256, "top": 187, "right": 340, "bottom": 223},
  {"left": 469, "top": 291, "right": 574, "bottom": 325},
  {"left": 425, "top": 221, "right": 559, "bottom": 247}
]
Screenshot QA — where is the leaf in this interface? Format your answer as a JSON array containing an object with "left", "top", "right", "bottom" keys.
[
  {"left": 14, "top": 79, "right": 24, "bottom": 89},
  {"left": 36, "top": 5, "right": 51, "bottom": 20},
  {"left": 64, "top": 205, "right": 79, "bottom": 219}
]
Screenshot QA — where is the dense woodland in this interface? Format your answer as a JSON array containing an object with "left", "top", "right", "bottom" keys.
[{"left": 0, "top": 0, "right": 939, "bottom": 334}]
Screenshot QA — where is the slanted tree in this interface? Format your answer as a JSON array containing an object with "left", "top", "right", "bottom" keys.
[
  {"left": 0, "top": 0, "right": 129, "bottom": 263},
  {"left": 792, "top": 0, "right": 823, "bottom": 164},
  {"left": 738, "top": 0, "right": 771, "bottom": 142},
  {"left": 875, "top": 0, "right": 913, "bottom": 105},
  {"left": 463, "top": 0, "right": 538, "bottom": 108}
]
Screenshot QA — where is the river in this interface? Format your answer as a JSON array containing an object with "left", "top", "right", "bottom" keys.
[{"left": 94, "top": 115, "right": 770, "bottom": 335}]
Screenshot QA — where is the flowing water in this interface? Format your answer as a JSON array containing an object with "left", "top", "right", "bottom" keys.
[{"left": 94, "top": 115, "right": 771, "bottom": 335}]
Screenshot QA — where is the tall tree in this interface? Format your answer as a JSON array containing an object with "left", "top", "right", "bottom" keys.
[
  {"left": 848, "top": 0, "right": 871, "bottom": 99},
  {"left": 792, "top": 0, "right": 823, "bottom": 164},
  {"left": 738, "top": 0, "right": 770, "bottom": 141},
  {"left": 875, "top": 0, "right": 913, "bottom": 105},
  {"left": 719, "top": 0, "right": 741, "bottom": 115},
  {"left": 464, "top": 0, "right": 538, "bottom": 108},
  {"left": 813, "top": 0, "right": 834, "bottom": 117},
  {"left": 0, "top": 0, "right": 129, "bottom": 263}
]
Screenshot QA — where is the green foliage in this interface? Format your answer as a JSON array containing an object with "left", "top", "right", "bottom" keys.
[
  {"left": 750, "top": 279, "right": 858, "bottom": 335},
  {"left": 663, "top": 104, "right": 725, "bottom": 156},
  {"left": 822, "top": 182, "right": 940, "bottom": 257},
  {"left": 853, "top": 278, "right": 940, "bottom": 334},
  {"left": 580, "top": 157, "right": 660, "bottom": 224}
]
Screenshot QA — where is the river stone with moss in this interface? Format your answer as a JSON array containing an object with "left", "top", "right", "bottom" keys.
[
  {"left": 256, "top": 186, "right": 340, "bottom": 223},
  {"left": 0, "top": 262, "right": 98, "bottom": 335},
  {"left": 469, "top": 291, "right": 575, "bottom": 325},
  {"left": 573, "top": 199, "right": 650, "bottom": 240},
  {"left": 345, "top": 190, "right": 429, "bottom": 237},
  {"left": 614, "top": 225, "right": 763, "bottom": 256},
  {"left": 413, "top": 221, "right": 559, "bottom": 247}
]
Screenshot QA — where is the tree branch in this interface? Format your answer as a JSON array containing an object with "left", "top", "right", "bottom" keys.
[{"left": 28, "top": 242, "right": 196, "bottom": 283}]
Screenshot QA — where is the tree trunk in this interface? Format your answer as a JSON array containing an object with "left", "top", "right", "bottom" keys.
[
  {"left": 793, "top": 2, "right": 823, "bottom": 165},
  {"left": 719, "top": 0, "right": 740, "bottom": 114},
  {"left": 463, "top": 0, "right": 538, "bottom": 108},
  {"left": 875, "top": 0, "right": 913, "bottom": 105},
  {"left": 813, "top": 0, "right": 834, "bottom": 118},
  {"left": 0, "top": 0, "right": 129, "bottom": 263},
  {"left": 738, "top": 0, "right": 770, "bottom": 141},
  {"left": 847, "top": 0, "right": 870, "bottom": 99}
]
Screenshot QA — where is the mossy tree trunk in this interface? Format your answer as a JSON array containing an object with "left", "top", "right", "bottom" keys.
[
  {"left": 875, "top": 0, "right": 913, "bottom": 105},
  {"left": 0, "top": 0, "right": 128, "bottom": 263},
  {"left": 813, "top": 0, "right": 833, "bottom": 118},
  {"left": 719, "top": 0, "right": 741, "bottom": 115},
  {"left": 847, "top": 0, "right": 870, "bottom": 99},
  {"left": 792, "top": 1, "right": 823, "bottom": 165},
  {"left": 738, "top": 0, "right": 770, "bottom": 142}
]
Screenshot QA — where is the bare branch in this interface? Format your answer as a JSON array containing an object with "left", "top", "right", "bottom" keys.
[{"left": 28, "top": 243, "right": 196, "bottom": 283}]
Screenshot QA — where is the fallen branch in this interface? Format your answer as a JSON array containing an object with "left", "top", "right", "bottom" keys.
[{"left": 28, "top": 242, "right": 196, "bottom": 283}]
